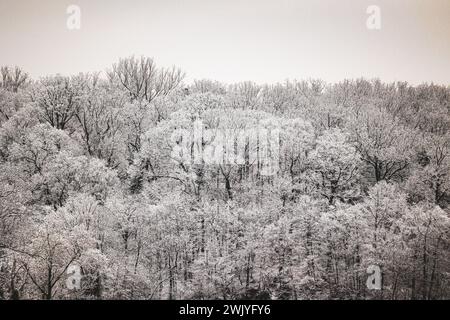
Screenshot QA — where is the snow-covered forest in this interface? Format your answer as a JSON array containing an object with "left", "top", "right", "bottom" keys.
[{"left": 0, "top": 57, "right": 449, "bottom": 300}]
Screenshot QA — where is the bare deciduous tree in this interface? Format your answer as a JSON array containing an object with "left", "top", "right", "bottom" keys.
[
  {"left": 108, "top": 56, "right": 184, "bottom": 103},
  {"left": 0, "top": 66, "right": 28, "bottom": 92}
]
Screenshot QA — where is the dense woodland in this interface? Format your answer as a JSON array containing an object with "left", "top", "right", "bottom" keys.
[{"left": 0, "top": 57, "right": 449, "bottom": 300}]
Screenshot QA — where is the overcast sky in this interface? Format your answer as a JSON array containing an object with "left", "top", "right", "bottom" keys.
[{"left": 0, "top": 0, "right": 449, "bottom": 85}]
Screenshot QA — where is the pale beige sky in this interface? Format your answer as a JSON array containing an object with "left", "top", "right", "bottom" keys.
[{"left": 0, "top": 0, "right": 449, "bottom": 84}]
